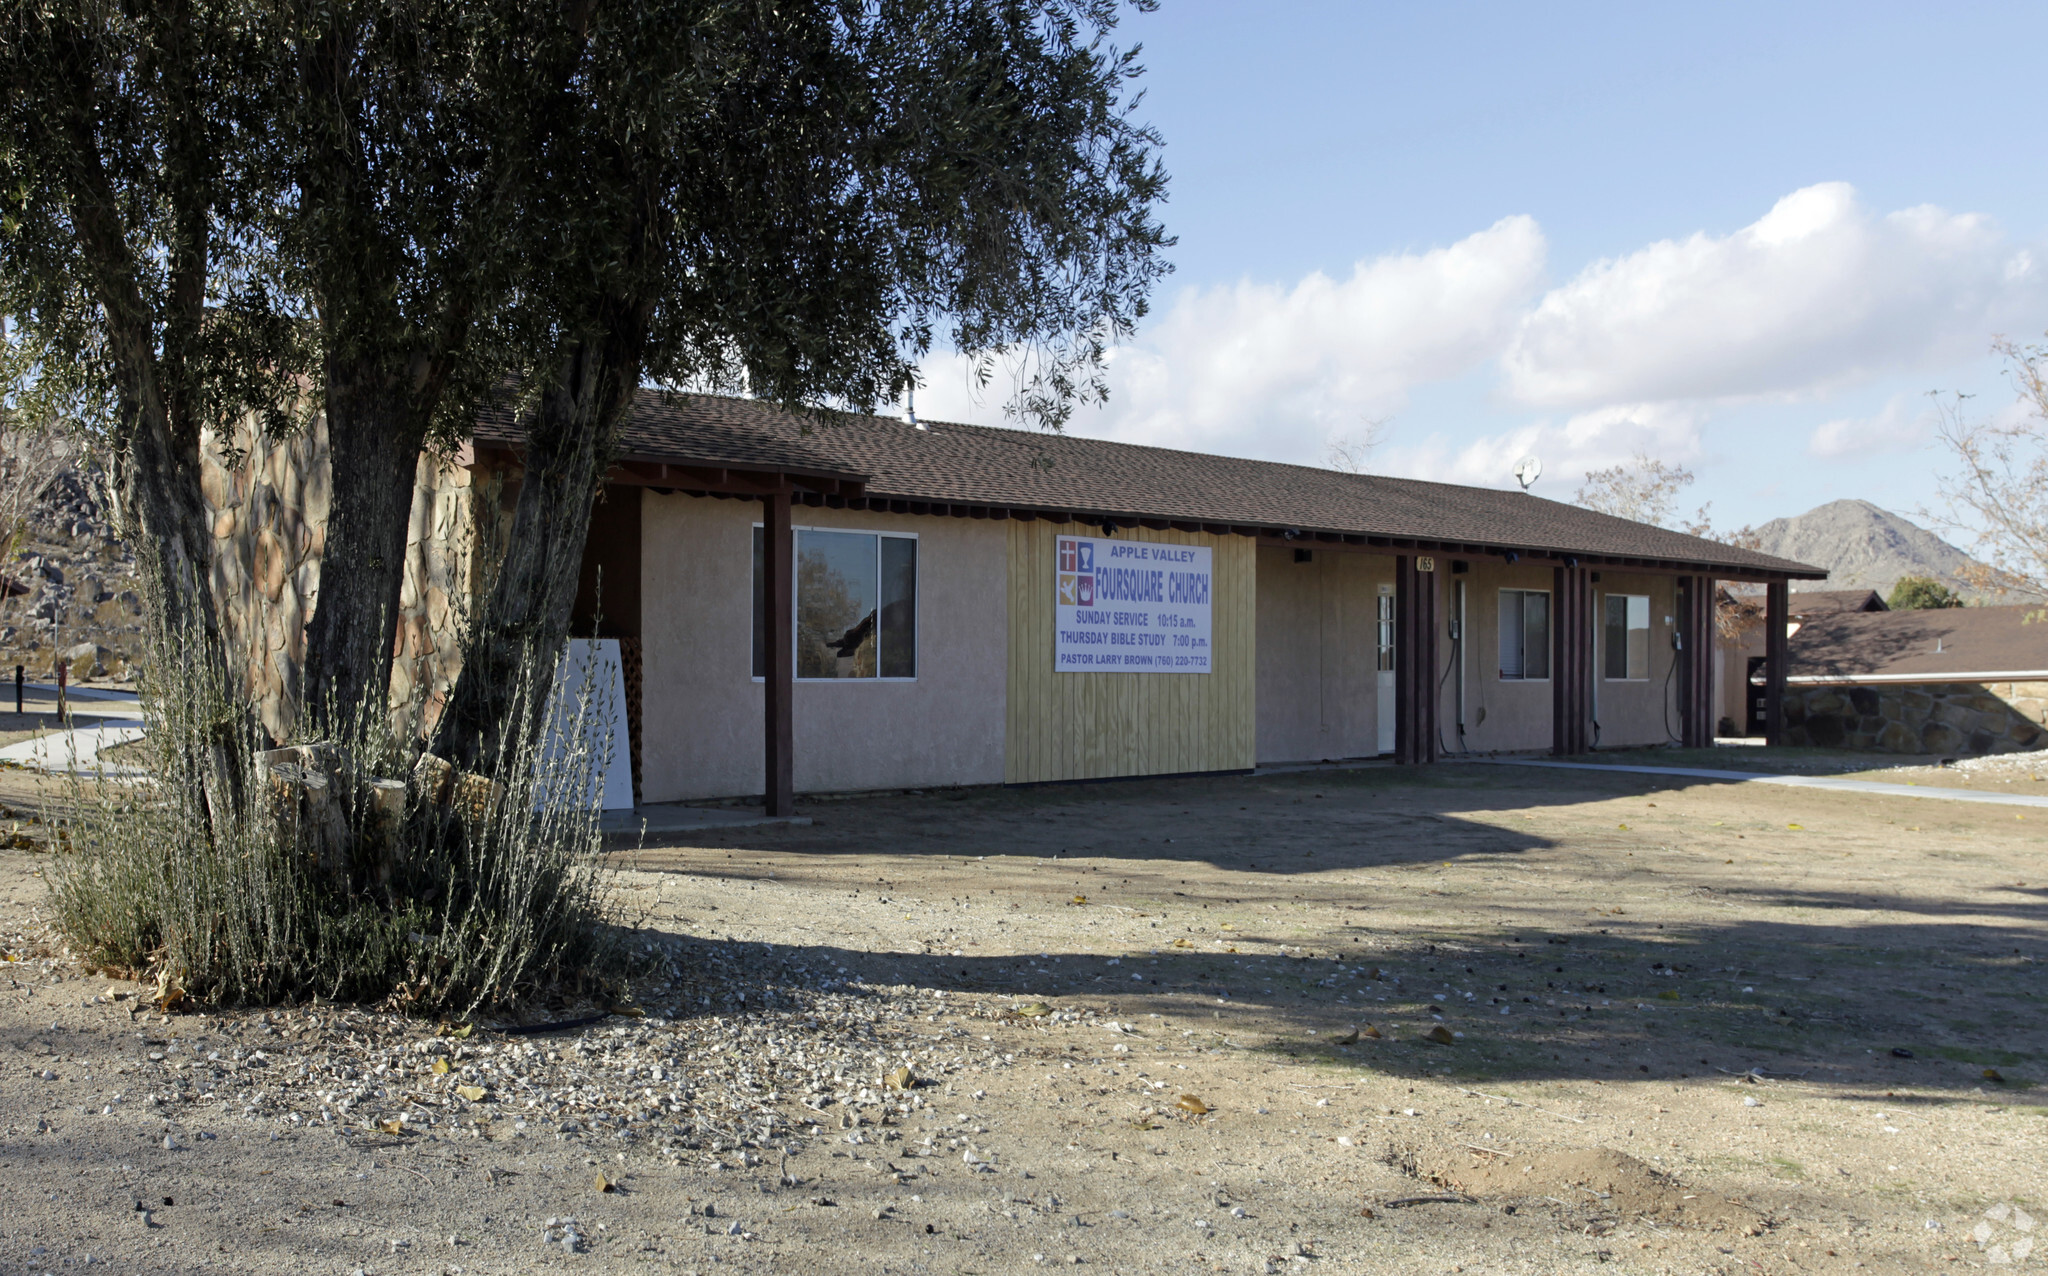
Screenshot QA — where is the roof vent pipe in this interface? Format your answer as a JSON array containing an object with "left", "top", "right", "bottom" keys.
[{"left": 906, "top": 387, "right": 926, "bottom": 432}]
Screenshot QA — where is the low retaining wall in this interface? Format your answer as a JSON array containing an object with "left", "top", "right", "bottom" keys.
[{"left": 1783, "top": 681, "right": 2048, "bottom": 755}]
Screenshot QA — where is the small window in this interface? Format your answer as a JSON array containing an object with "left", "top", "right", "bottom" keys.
[
  {"left": 1603, "top": 594, "right": 1650, "bottom": 680},
  {"left": 1375, "top": 588, "right": 1394, "bottom": 673},
  {"left": 753, "top": 526, "right": 917, "bottom": 680},
  {"left": 1498, "top": 589, "right": 1550, "bottom": 681}
]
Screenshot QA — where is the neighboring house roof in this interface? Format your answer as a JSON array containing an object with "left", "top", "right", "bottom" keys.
[
  {"left": 478, "top": 392, "right": 1827, "bottom": 580},
  {"left": 1790, "top": 589, "right": 1887, "bottom": 616},
  {"left": 1788, "top": 604, "right": 2048, "bottom": 683}
]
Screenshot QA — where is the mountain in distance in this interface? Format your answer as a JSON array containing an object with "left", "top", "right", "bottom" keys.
[{"left": 1747, "top": 499, "right": 1994, "bottom": 598}]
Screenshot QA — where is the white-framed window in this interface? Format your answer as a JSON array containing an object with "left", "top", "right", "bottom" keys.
[
  {"left": 1602, "top": 594, "right": 1650, "bottom": 681},
  {"left": 1498, "top": 588, "right": 1550, "bottom": 681},
  {"left": 752, "top": 526, "right": 919, "bottom": 680}
]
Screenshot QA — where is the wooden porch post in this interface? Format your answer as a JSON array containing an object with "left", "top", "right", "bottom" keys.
[
  {"left": 1393, "top": 554, "right": 1440, "bottom": 764},
  {"left": 1551, "top": 565, "right": 1593, "bottom": 755},
  {"left": 1764, "top": 580, "right": 1789, "bottom": 748},
  {"left": 1677, "top": 575, "right": 1717, "bottom": 747},
  {"left": 762, "top": 488, "right": 795, "bottom": 815}
]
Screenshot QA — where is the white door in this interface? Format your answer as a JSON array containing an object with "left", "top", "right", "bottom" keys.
[{"left": 1376, "top": 585, "right": 1396, "bottom": 754}]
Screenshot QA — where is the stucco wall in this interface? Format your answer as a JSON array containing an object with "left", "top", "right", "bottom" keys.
[
  {"left": 1446, "top": 562, "right": 1559, "bottom": 753},
  {"left": 1255, "top": 546, "right": 1393, "bottom": 763},
  {"left": 1435, "top": 565, "right": 1683, "bottom": 753},
  {"left": 1589, "top": 573, "right": 1681, "bottom": 749},
  {"left": 638, "top": 494, "right": 1007, "bottom": 801}
]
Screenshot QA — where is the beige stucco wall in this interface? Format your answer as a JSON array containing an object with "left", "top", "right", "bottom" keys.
[
  {"left": 638, "top": 494, "right": 1007, "bottom": 801},
  {"left": 1252, "top": 557, "right": 1689, "bottom": 758},
  {"left": 1447, "top": 562, "right": 1558, "bottom": 752},
  {"left": 1436, "top": 565, "right": 1683, "bottom": 753},
  {"left": 1588, "top": 573, "right": 1681, "bottom": 749},
  {"left": 1255, "top": 546, "right": 1394, "bottom": 763}
]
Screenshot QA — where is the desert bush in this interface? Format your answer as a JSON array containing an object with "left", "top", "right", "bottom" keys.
[{"left": 51, "top": 616, "right": 624, "bottom": 1016}]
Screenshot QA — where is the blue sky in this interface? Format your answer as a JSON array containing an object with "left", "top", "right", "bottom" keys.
[{"left": 916, "top": 2, "right": 2048, "bottom": 531}]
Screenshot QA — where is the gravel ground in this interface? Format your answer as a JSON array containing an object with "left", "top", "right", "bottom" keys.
[{"left": 0, "top": 759, "right": 2042, "bottom": 1274}]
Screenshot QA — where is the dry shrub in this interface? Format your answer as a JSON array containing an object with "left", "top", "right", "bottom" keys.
[{"left": 51, "top": 617, "right": 624, "bottom": 1016}]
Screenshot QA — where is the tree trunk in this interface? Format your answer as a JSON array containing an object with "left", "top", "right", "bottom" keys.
[
  {"left": 37, "top": 17, "right": 246, "bottom": 834},
  {"left": 40, "top": 22, "right": 221, "bottom": 658},
  {"left": 431, "top": 331, "right": 641, "bottom": 773},
  {"left": 299, "top": 364, "right": 429, "bottom": 739}
]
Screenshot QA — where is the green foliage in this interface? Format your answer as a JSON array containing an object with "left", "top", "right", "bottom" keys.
[{"left": 1887, "top": 575, "right": 1963, "bottom": 610}]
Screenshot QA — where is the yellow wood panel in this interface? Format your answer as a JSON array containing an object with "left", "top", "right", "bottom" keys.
[{"left": 1005, "top": 522, "right": 1256, "bottom": 783}]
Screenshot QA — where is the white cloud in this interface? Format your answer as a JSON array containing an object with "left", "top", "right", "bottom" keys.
[
  {"left": 1807, "top": 393, "right": 1936, "bottom": 459},
  {"left": 914, "top": 182, "right": 2040, "bottom": 522},
  {"left": 1386, "top": 402, "right": 1706, "bottom": 494},
  {"left": 1503, "top": 182, "right": 2042, "bottom": 408},
  {"left": 914, "top": 216, "right": 1546, "bottom": 465}
]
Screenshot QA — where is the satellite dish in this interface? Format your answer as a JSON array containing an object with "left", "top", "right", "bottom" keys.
[{"left": 1513, "top": 455, "right": 1542, "bottom": 492}]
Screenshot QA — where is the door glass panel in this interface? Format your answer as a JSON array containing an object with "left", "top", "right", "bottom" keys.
[{"left": 1376, "top": 592, "right": 1394, "bottom": 672}]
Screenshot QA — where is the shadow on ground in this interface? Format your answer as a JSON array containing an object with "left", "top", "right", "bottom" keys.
[{"left": 613, "top": 762, "right": 2047, "bottom": 1099}]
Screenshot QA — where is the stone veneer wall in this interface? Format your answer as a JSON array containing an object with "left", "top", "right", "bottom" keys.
[
  {"left": 199, "top": 413, "right": 502, "bottom": 743},
  {"left": 1782, "top": 681, "right": 2048, "bottom": 755}
]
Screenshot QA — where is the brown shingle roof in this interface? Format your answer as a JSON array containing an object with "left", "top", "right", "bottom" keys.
[
  {"left": 1790, "top": 589, "right": 1888, "bottom": 616},
  {"left": 483, "top": 391, "right": 1827, "bottom": 579},
  {"left": 1789, "top": 605, "right": 2048, "bottom": 681}
]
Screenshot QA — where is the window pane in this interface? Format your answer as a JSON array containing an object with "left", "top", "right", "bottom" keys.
[
  {"left": 752, "top": 525, "right": 766, "bottom": 678},
  {"left": 1603, "top": 595, "right": 1628, "bottom": 680},
  {"left": 879, "top": 536, "right": 917, "bottom": 678},
  {"left": 1498, "top": 590, "right": 1523, "bottom": 679},
  {"left": 797, "top": 530, "right": 879, "bottom": 678},
  {"left": 1524, "top": 591, "right": 1550, "bottom": 681},
  {"left": 1627, "top": 596, "right": 1651, "bottom": 680}
]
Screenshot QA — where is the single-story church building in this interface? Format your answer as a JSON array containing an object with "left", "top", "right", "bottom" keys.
[
  {"left": 193, "top": 392, "right": 1827, "bottom": 811},
  {"left": 454, "top": 395, "right": 1824, "bottom": 813}
]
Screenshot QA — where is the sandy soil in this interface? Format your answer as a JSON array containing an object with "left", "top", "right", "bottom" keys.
[{"left": 0, "top": 759, "right": 2042, "bottom": 1274}]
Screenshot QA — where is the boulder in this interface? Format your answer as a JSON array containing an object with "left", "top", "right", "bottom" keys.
[{"left": 58, "top": 642, "right": 102, "bottom": 679}]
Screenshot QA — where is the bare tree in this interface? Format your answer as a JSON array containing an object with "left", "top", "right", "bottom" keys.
[
  {"left": 1575, "top": 453, "right": 1701, "bottom": 527},
  {"left": 1325, "top": 416, "right": 1390, "bottom": 475},
  {"left": 1573, "top": 452, "right": 1762, "bottom": 545},
  {"left": 1929, "top": 335, "right": 2048, "bottom": 603}
]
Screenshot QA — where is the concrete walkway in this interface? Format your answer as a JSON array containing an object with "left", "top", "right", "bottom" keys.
[
  {"left": 0, "top": 722, "right": 149, "bottom": 776},
  {"left": 600, "top": 801, "right": 811, "bottom": 844},
  {"left": 1481, "top": 757, "right": 2048, "bottom": 810},
  {"left": 0, "top": 684, "right": 148, "bottom": 776}
]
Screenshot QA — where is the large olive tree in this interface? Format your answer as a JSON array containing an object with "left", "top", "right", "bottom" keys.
[
  {"left": 3, "top": 0, "right": 1168, "bottom": 759},
  {"left": 431, "top": 0, "right": 1170, "bottom": 772}
]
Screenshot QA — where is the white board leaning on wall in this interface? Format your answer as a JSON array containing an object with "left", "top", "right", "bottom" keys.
[
  {"left": 1054, "top": 535, "right": 1213, "bottom": 673},
  {"left": 536, "top": 638, "right": 636, "bottom": 811}
]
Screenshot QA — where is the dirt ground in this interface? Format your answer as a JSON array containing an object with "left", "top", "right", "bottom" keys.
[{"left": 1, "top": 757, "right": 2043, "bottom": 1274}]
